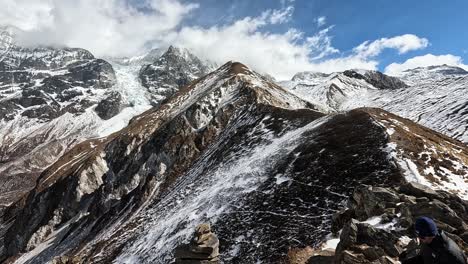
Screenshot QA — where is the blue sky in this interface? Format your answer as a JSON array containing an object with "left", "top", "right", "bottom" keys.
[
  {"left": 183, "top": 0, "right": 468, "bottom": 74},
  {"left": 2, "top": 0, "right": 467, "bottom": 79}
]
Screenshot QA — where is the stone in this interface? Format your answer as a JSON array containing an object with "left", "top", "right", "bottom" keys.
[
  {"left": 305, "top": 254, "right": 334, "bottom": 264},
  {"left": 399, "top": 182, "right": 440, "bottom": 200},
  {"left": 332, "top": 208, "right": 355, "bottom": 234},
  {"left": 174, "top": 223, "right": 220, "bottom": 263},
  {"left": 95, "top": 91, "right": 123, "bottom": 120},
  {"left": 460, "top": 231, "right": 468, "bottom": 244},
  {"left": 433, "top": 219, "right": 458, "bottom": 234},
  {"left": 355, "top": 223, "right": 402, "bottom": 257},
  {"left": 340, "top": 250, "right": 369, "bottom": 263},
  {"left": 399, "top": 194, "right": 417, "bottom": 205},
  {"left": 415, "top": 197, "right": 429, "bottom": 203},
  {"left": 352, "top": 185, "right": 400, "bottom": 220},
  {"left": 406, "top": 199, "right": 467, "bottom": 231},
  {"left": 378, "top": 256, "right": 399, "bottom": 264}
]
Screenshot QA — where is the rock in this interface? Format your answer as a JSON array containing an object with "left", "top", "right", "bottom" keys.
[
  {"left": 332, "top": 183, "right": 468, "bottom": 264},
  {"left": 287, "top": 246, "right": 335, "bottom": 264},
  {"left": 399, "top": 194, "right": 417, "bottom": 205},
  {"left": 340, "top": 250, "right": 369, "bottom": 263},
  {"left": 139, "top": 46, "right": 215, "bottom": 106},
  {"left": 415, "top": 197, "right": 429, "bottom": 203},
  {"left": 306, "top": 254, "right": 334, "bottom": 264},
  {"left": 404, "top": 199, "right": 467, "bottom": 232},
  {"left": 352, "top": 185, "right": 400, "bottom": 220},
  {"left": 399, "top": 182, "right": 440, "bottom": 200},
  {"left": 332, "top": 208, "right": 355, "bottom": 234},
  {"left": 460, "top": 231, "right": 468, "bottom": 244},
  {"left": 95, "top": 91, "right": 123, "bottom": 120},
  {"left": 362, "top": 70, "right": 408, "bottom": 90},
  {"left": 353, "top": 244, "right": 385, "bottom": 261},
  {"left": 433, "top": 219, "right": 458, "bottom": 234},
  {"left": 399, "top": 239, "right": 420, "bottom": 262},
  {"left": 355, "top": 223, "right": 402, "bottom": 257},
  {"left": 174, "top": 223, "right": 219, "bottom": 263},
  {"left": 50, "top": 255, "right": 82, "bottom": 264},
  {"left": 378, "top": 256, "right": 399, "bottom": 264}
]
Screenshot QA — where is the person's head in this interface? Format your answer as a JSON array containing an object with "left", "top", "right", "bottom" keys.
[{"left": 415, "top": 216, "right": 438, "bottom": 244}]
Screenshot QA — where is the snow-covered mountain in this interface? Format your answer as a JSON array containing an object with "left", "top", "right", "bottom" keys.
[
  {"left": 281, "top": 66, "right": 468, "bottom": 143},
  {"left": 1, "top": 62, "right": 466, "bottom": 263},
  {"left": 139, "top": 45, "right": 217, "bottom": 106},
  {"left": 0, "top": 31, "right": 215, "bottom": 207},
  {"left": 0, "top": 26, "right": 467, "bottom": 263}
]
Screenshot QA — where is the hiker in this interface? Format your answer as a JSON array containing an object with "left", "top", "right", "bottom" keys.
[{"left": 402, "top": 216, "right": 467, "bottom": 264}]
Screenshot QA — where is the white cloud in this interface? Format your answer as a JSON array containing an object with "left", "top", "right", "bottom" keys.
[
  {"left": 0, "top": 0, "right": 54, "bottom": 31},
  {"left": 316, "top": 16, "right": 326, "bottom": 27},
  {"left": 384, "top": 54, "right": 468, "bottom": 76},
  {"left": 160, "top": 8, "right": 429, "bottom": 79},
  {"left": 354, "top": 34, "right": 429, "bottom": 58},
  {"left": 1, "top": 0, "right": 198, "bottom": 57},
  {"left": 0, "top": 0, "right": 437, "bottom": 80}
]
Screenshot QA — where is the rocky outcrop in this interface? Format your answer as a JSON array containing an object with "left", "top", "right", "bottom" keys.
[
  {"left": 139, "top": 46, "right": 216, "bottom": 106},
  {"left": 94, "top": 91, "right": 123, "bottom": 120},
  {"left": 342, "top": 70, "right": 408, "bottom": 90},
  {"left": 332, "top": 183, "right": 468, "bottom": 263},
  {"left": 175, "top": 223, "right": 220, "bottom": 263}
]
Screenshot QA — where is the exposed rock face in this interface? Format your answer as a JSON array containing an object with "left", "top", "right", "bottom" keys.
[
  {"left": 0, "top": 48, "right": 116, "bottom": 121},
  {"left": 359, "top": 70, "right": 408, "bottom": 90},
  {"left": 0, "top": 61, "right": 467, "bottom": 264},
  {"left": 0, "top": 38, "right": 121, "bottom": 206},
  {"left": 94, "top": 91, "right": 123, "bottom": 120},
  {"left": 139, "top": 46, "right": 216, "bottom": 106}
]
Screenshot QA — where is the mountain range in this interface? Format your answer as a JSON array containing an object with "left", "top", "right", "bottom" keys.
[{"left": 0, "top": 30, "right": 467, "bottom": 264}]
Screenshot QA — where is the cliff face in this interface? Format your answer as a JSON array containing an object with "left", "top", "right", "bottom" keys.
[{"left": 1, "top": 61, "right": 467, "bottom": 264}]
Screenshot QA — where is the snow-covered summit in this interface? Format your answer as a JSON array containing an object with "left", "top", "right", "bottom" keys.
[
  {"left": 398, "top": 64, "right": 468, "bottom": 85},
  {"left": 282, "top": 66, "right": 468, "bottom": 143}
]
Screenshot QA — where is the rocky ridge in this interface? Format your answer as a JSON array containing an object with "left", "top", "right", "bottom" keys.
[
  {"left": 281, "top": 66, "right": 468, "bottom": 143},
  {"left": 0, "top": 61, "right": 316, "bottom": 263}
]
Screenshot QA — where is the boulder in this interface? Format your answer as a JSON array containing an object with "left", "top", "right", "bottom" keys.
[
  {"left": 404, "top": 199, "right": 467, "bottom": 232},
  {"left": 174, "top": 223, "right": 219, "bottom": 264},
  {"left": 399, "top": 182, "right": 440, "bottom": 200},
  {"left": 95, "top": 91, "right": 123, "bottom": 120},
  {"left": 352, "top": 185, "right": 400, "bottom": 221}
]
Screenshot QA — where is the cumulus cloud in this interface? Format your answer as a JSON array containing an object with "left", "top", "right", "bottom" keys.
[
  {"left": 1, "top": 0, "right": 198, "bottom": 57},
  {"left": 354, "top": 34, "right": 429, "bottom": 58},
  {"left": 384, "top": 54, "right": 468, "bottom": 76},
  {"left": 161, "top": 9, "right": 429, "bottom": 79}
]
